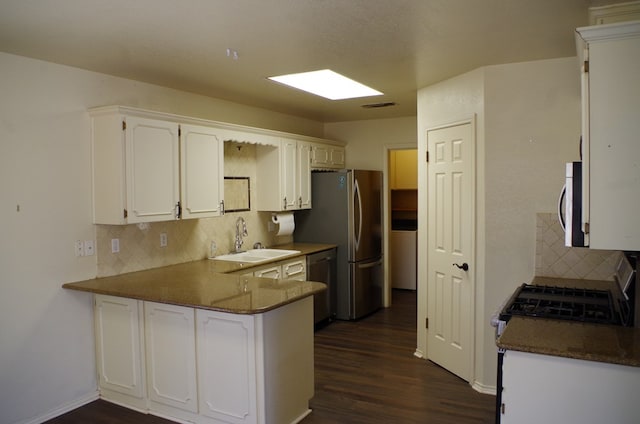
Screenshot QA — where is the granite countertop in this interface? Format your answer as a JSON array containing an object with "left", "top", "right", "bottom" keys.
[
  {"left": 497, "top": 276, "right": 640, "bottom": 367},
  {"left": 63, "top": 243, "right": 335, "bottom": 314}
]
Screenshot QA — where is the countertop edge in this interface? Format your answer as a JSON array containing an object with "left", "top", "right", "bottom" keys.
[{"left": 497, "top": 316, "right": 640, "bottom": 368}]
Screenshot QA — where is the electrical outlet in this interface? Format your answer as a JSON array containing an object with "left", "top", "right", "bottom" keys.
[
  {"left": 75, "top": 240, "right": 84, "bottom": 257},
  {"left": 111, "top": 238, "right": 120, "bottom": 253},
  {"left": 84, "top": 240, "right": 95, "bottom": 256},
  {"left": 160, "top": 233, "right": 167, "bottom": 247}
]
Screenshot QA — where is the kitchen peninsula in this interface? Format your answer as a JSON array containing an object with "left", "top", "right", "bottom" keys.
[{"left": 63, "top": 255, "right": 327, "bottom": 424}]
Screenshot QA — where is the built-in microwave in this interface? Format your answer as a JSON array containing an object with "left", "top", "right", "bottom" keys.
[{"left": 558, "top": 161, "right": 588, "bottom": 247}]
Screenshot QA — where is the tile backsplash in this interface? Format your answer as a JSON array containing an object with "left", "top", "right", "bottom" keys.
[
  {"left": 96, "top": 213, "right": 289, "bottom": 277},
  {"left": 96, "top": 142, "right": 292, "bottom": 277},
  {"left": 535, "top": 213, "right": 620, "bottom": 280}
]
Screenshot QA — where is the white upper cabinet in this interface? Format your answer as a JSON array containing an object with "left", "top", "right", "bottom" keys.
[
  {"left": 256, "top": 138, "right": 311, "bottom": 211},
  {"left": 180, "top": 124, "right": 224, "bottom": 219},
  {"left": 92, "top": 112, "right": 180, "bottom": 224},
  {"left": 90, "top": 107, "right": 224, "bottom": 224},
  {"left": 311, "top": 143, "right": 345, "bottom": 169},
  {"left": 576, "top": 21, "right": 640, "bottom": 250}
]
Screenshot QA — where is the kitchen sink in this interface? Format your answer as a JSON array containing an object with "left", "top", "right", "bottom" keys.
[{"left": 212, "top": 249, "right": 301, "bottom": 263}]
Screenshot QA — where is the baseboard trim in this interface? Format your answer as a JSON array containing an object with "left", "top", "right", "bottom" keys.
[
  {"left": 472, "top": 380, "right": 497, "bottom": 395},
  {"left": 23, "top": 391, "right": 99, "bottom": 424}
]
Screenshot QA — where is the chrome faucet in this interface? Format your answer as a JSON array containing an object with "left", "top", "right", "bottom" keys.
[{"left": 234, "top": 217, "right": 248, "bottom": 252}]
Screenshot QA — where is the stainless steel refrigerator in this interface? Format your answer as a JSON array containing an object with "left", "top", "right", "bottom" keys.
[{"left": 295, "top": 170, "right": 383, "bottom": 320}]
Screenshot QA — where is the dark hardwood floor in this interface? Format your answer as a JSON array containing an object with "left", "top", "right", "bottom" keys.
[
  {"left": 301, "top": 290, "right": 494, "bottom": 424},
  {"left": 47, "top": 290, "right": 495, "bottom": 424}
]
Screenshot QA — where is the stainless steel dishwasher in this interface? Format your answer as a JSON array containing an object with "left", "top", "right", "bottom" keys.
[{"left": 306, "top": 248, "right": 337, "bottom": 327}]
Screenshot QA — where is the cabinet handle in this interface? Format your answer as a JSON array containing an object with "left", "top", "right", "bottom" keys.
[
  {"left": 175, "top": 201, "right": 182, "bottom": 219},
  {"left": 220, "top": 200, "right": 225, "bottom": 215},
  {"left": 298, "top": 196, "right": 302, "bottom": 208},
  {"left": 283, "top": 197, "right": 287, "bottom": 210}
]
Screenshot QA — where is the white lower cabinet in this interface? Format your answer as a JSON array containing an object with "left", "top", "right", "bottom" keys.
[
  {"left": 501, "top": 350, "right": 640, "bottom": 424},
  {"left": 250, "top": 257, "right": 307, "bottom": 280},
  {"left": 196, "top": 310, "right": 258, "bottom": 424},
  {"left": 94, "top": 294, "right": 314, "bottom": 424},
  {"left": 94, "top": 295, "right": 147, "bottom": 410},
  {"left": 281, "top": 257, "right": 306, "bottom": 281},
  {"left": 144, "top": 302, "right": 198, "bottom": 415}
]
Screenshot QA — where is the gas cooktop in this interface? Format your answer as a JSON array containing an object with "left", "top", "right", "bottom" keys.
[{"left": 500, "top": 284, "right": 621, "bottom": 325}]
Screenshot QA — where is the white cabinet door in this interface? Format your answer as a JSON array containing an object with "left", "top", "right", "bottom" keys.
[
  {"left": 180, "top": 124, "right": 224, "bottom": 219},
  {"left": 311, "top": 143, "right": 345, "bottom": 169},
  {"left": 577, "top": 22, "right": 640, "bottom": 250},
  {"left": 94, "top": 295, "right": 146, "bottom": 401},
  {"left": 125, "top": 116, "right": 180, "bottom": 223},
  {"left": 281, "top": 139, "right": 299, "bottom": 210},
  {"left": 91, "top": 109, "right": 180, "bottom": 224},
  {"left": 256, "top": 139, "right": 312, "bottom": 211},
  {"left": 297, "top": 142, "right": 312, "bottom": 209},
  {"left": 196, "top": 309, "right": 258, "bottom": 424},
  {"left": 144, "top": 302, "right": 198, "bottom": 413}
]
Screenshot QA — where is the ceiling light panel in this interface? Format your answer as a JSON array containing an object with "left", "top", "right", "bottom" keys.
[{"left": 268, "top": 69, "right": 383, "bottom": 100}]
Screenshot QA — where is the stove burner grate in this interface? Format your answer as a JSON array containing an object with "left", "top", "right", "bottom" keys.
[{"left": 501, "top": 284, "right": 620, "bottom": 325}]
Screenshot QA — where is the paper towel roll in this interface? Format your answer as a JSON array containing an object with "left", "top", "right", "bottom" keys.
[{"left": 272, "top": 212, "right": 295, "bottom": 236}]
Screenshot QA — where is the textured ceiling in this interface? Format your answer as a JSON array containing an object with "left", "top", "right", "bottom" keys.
[{"left": 0, "top": 0, "right": 620, "bottom": 122}]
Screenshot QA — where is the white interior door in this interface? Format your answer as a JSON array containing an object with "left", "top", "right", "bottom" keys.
[{"left": 426, "top": 122, "right": 474, "bottom": 382}]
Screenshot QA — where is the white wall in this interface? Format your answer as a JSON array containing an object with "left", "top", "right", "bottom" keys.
[
  {"left": 324, "top": 116, "right": 417, "bottom": 171},
  {"left": 416, "top": 57, "right": 581, "bottom": 390},
  {"left": 0, "top": 52, "right": 325, "bottom": 424}
]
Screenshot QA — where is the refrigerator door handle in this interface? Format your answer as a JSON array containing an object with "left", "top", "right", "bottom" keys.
[
  {"left": 353, "top": 179, "right": 362, "bottom": 251},
  {"left": 358, "top": 258, "right": 383, "bottom": 269}
]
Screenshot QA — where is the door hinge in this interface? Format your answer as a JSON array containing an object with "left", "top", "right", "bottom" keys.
[
  {"left": 123, "top": 209, "right": 128, "bottom": 219},
  {"left": 178, "top": 126, "right": 181, "bottom": 137},
  {"left": 501, "top": 403, "right": 505, "bottom": 414},
  {"left": 122, "top": 120, "right": 126, "bottom": 131},
  {"left": 425, "top": 317, "right": 429, "bottom": 329},
  {"left": 584, "top": 60, "right": 589, "bottom": 73},
  {"left": 426, "top": 151, "right": 429, "bottom": 163},
  {"left": 584, "top": 222, "right": 590, "bottom": 234}
]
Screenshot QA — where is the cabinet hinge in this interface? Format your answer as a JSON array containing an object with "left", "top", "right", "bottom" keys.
[
  {"left": 425, "top": 317, "right": 429, "bottom": 329},
  {"left": 426, "top": 151, "right": 429, "bottom": 163},
  {"left": 122, "top": 120, "right": 126, "bottom": 131},
  {"left": 584, "top": 60, "right": 589, "bottom": 73},
  {"left": 123, "top": 209, "right": 128, "bottom": 219},
  {"left": 178, "top": 126, "right": 181, "bottom": 137}
]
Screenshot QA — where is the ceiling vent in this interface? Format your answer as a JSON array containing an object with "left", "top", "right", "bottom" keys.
[{"left": 361, "top": 102, "right": 396, "bottom": 109}]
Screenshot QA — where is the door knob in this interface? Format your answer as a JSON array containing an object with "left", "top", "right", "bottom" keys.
[{"left": 453, "top": 262, "right": 469, "bottom": 271}]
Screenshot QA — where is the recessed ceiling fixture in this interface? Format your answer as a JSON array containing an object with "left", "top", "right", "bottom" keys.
[{"left": 268, "top": 69, "right": 383, "bottom": 100}]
